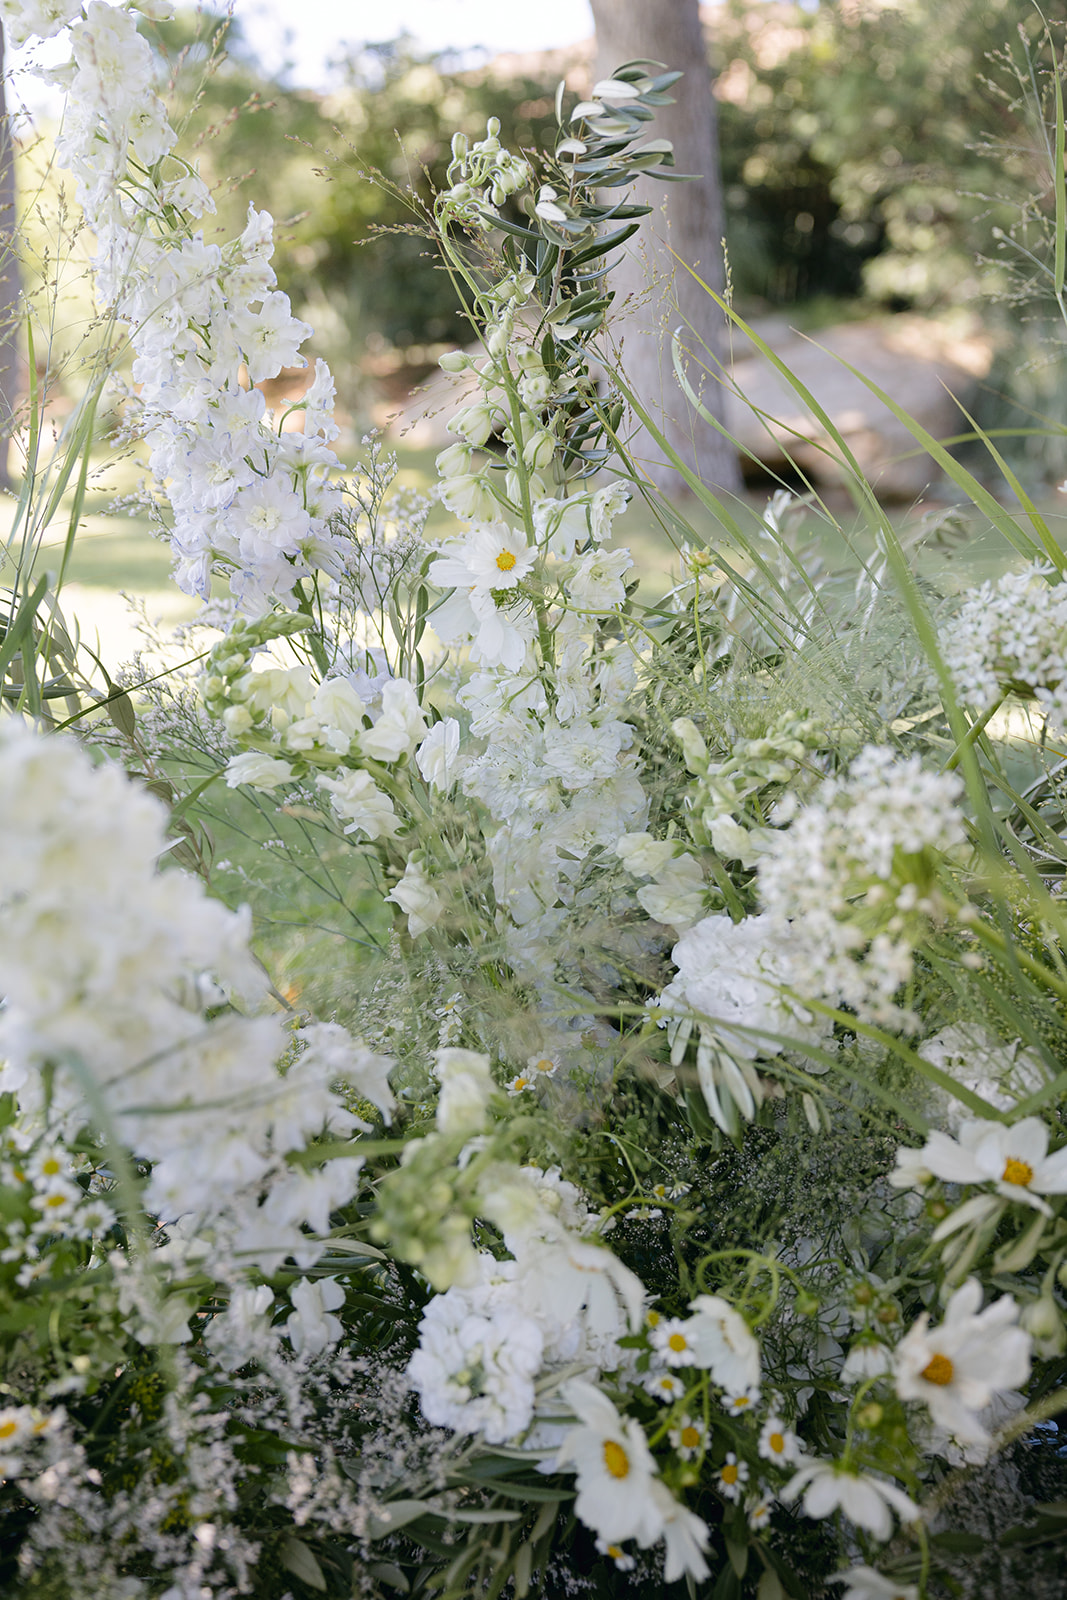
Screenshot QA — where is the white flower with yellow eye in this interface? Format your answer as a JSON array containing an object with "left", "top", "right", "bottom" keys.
[
  {"left": 526, "top": 1052, "right": 560, "bottom": 1080},
  {"left": 716, "top": 1452, "right": 749, "bottom": 1502},
  {"left": 894, "top": 1117, "right": 1067, "bottom": 1215},
  {"left": 725, "top": 1385, "right": 761, "bottom": 1416},
  {"left": 893, "top": 1278, "right": 1031, "bottom": 1447},
  {"left": 555, "top": 1379, "right": 664, "bottom": 1547},
  {"left": 428, "top": 523, "right": 536, "bottom": 596},
  {"left": 651, "top": 1316, "right": 699, "bottom": 1367},
  {"left": 594, "top": 1539, "right": 635, "bottom": 1571},
  {"left": 759, "top": 1416, "right": 802, "bottom": 1465},
  {"left": 645, "top": 1370, "right": 686, "bottom": 1403},
  {"left": 507, "top": 1073, "right": 535, "bottom": 1097},
  {"left": 669, "top": 1414, "right": 706, "bottom": 1461}
]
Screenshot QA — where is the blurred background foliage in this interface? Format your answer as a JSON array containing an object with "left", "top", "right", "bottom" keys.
[{"left": 19, "top": 0, "right": 1067, "bottom": 466}]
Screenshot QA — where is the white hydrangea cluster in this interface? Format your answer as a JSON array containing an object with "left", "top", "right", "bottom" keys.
[
  {"left": 655, "top": 913, "right": 834, "bottom": 1130},
  {"left": 940, "top": 562, "right": 1067, "bottom": 725},
  {"left": 0, "top": 721, "right": 394, "bottom": 1277},
  {"left": 19, "top": 0, "right": 345, "bottom": 611},
  {"left": 756, "top": 745, "right": 966, "bottom": 1030}
]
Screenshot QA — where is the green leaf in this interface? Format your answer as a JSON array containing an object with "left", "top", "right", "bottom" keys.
[
  {"left": 726, "top": 1538, "right": 749, "bottom": 1578},
  {"left": 366, "top": 1499, "right": 435, "bottom": 1540},
  {"left": 367, "top": 1562, "right": 410, "bottom": 1593},
  {"left": 279, "top": 1537, "right": 327, "bottom": 1591}
]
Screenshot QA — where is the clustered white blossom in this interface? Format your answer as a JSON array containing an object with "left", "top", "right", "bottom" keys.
[
  {"left": 941, "top": 562, "right": 1067, "bottom": 726},
  {"left": 29, "top": 0, "right": 345, "bottom": 611},
  {"left": 0, "top": 720, "right": 394, "bottom": 1290},
  {"left": 756, "top": 745, "right": 966, "bottom": 1029}
]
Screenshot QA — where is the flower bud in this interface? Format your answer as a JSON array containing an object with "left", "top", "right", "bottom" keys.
[
  {"left": 450, "top": 131, "right": 468, "bottom": 160},
  {"left": 523, "top": 429, "right": 556, "bottom": 472},
  {"left": 1021, "top": 1290, "right": 1067, "bottom": 1358},
  {"left": 671, "top": 716, "right": 708, "bottom": 774},
  {"left": 438, "top": 350, "right": 471, "bottom": 374}
]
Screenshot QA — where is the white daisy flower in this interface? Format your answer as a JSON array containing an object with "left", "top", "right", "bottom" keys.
[
  {"left": 645, "top": 1370, "right": 686, "bottom": 1403},
  {"left": 758, "top": 1416, "right": 802, "bottom": 1465},
  {"left": 594, "top": 1539, "right": 635, "bottom": 1572},
  {"left": 651, "top": 1317, "right": 700, "bottom": 1367},
  {"left": 893, "top": 1278, "right": 1031, "bottom": 1447},
  {"left": 716, "top": 1452, "right": 749, "bottom": 1502},
  {"left": 669, "top": 1414, "right": 706, "bottom": 1461},
  {"left": 555, "top": 1379, "right": 664, "bottom": 1547},
  {"left": 428, "top": 523, "right": 537, "bottom": 596},
  {"left": 526, "top": 1052, "right": 560, "bottom": 1079},
  {"left": 725, "top": 1385, "right": 761, "bottom": 1417},
  {"left": 747, "top": 1496, "right": 774, "bottom": 1530}
]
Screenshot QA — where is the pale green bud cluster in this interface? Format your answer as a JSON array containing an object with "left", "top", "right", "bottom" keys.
[{"left": 437, "top": 118, "right": 531, "bottom": 228}]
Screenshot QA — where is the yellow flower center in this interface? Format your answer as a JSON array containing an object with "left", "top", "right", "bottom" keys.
[
  {"left": 607, "top": 1546, "right": 623, "bottom": 1560},
  {"left": 768, "top": 1432, "right": 785, "bottom": 1455},
  {"left": 1002, "top": 1156, "right": 1034, "bottom": 1187},
  {"left": 721, "top": 1462, "right": 739, "bottom": 1485},
  {"left": 603, "top": 1440, "right": 630, "bottom": 1480},
  {"left": 40, "top": 1158, "right": 61, "bottom": 1176},
  {"left": 0, "top": 1421, "right": 17, "bottom": 1439},
  {"left": 680, "top": 1426, "right": 701, "bottom": 1450},
  {"left": 495, "top": 550, "right": 517, "bottom": 572},
  {"left": 533, "top": 1057, "right": 555, "bottom": 1073},
  {"left": 667, "top": 1332, "right": 688, "bottom": 1353},
  {"left": 732, "top": 1394, "right": 751, "bottom": 1408},
  {"left": 513, "top": 1078, "right": 530, "bottom": 1091},
  {"left": 920, "top": 1351, "right": 954, "bottom": 1386},
  {"left": 646, "top": 1311, "right": 661, "bottom": 1328},
  {"left": 44, "top": 1194, "right": 66, "bottom": 1208}
]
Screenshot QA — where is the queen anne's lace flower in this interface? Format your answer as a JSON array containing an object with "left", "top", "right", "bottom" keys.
[{"left": 941, "top": 563, "right": 1067, "bottom": 726}]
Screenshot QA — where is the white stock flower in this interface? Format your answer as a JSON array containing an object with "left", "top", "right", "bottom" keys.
[
  {"left": 407, "top": 1283, "right": 543, "bottom": 1444},
  {"left": 433, "top": 1048, "right": 493, "bottom": 1136},
  {"left": 893, "top": 1279, "right": 1031, "bottom": 1447},
  {"left": 781, "top": 1461, "right": 919, "bottom": 1541}
]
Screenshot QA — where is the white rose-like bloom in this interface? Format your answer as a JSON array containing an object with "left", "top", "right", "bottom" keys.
[
  {"left": 359, "top": 678, "right": 428, "bottom": 763},
  {"left": 781, "top": 1461, "right": 920, "bottom": 1541},
  {"left": 830, "top": 1569, "right": 918, "bottom": 1600},
  {"left": 684, "top": 1295, "right": 762, "bottom": 1392},
  {"left": 918, "top": 1024, "right": 1047, "bottom": 1132},
  {"left": 224, "top": 751, "right": 294, "bottom": 790},
  {"left": 317, "top": 769, "right": 397, "bottom": 840},
  {"left": 893, "top": 1279, "right": 1031, "bottom": 1447},
  {"left": 2, "top": 0, "right": 83, "bottom": 47},
  {"left": 555, "top": 1380, "right": 665, "bottom": 1548},
  {"left": 387, "top": 858, "right": 444, "bottom": 938},
  {"left": 891, "top": 1116, "right": 1067, "bottom": 1215},
  {"left": 658, "top": 913, "right": 832, "bottom": 1063},
  {"left": 416, "top": 718, "right": 462, "bottom": 791},
  {"left": 285, "top": 1277, "right": 346, "bottom": 1356},
  {"left": 433, "top": 1048, "right": 494, "bottom": 1136}
]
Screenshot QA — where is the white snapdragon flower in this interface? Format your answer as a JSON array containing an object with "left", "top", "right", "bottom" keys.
[
  {"left": 890, "top": 1116, "right": 1067, "bottom": 1214},
  {"left": 616, "top": 832, "right": 677, "bottom": 878},
  {"left": 893, "top": 1279, "right": 1031, "bottom": 1447},
  {"left": 416, "top": 718, "right": 462, "bottom": 791},
  {"left": 310, "top": 678, "right": 365, "bottom": 752},
  {"left": 387, "top": 858, "right": 444, "bottom": 938},
  {"left": 224, "top": 751, "right": 295, "bottom": 791},
  {"left": 285, "top": 1278, "right": 346, "bottom": 1356},
  {"left": 555, "top": 1380, "right": 664, "bottom": 1547},
  {"left": 317, "top": 769, "right": 398, "bottom": 840},
  {"left": 781, "top": 1461, "right": 920, "bottom": 1541},
  {"left": 360, "top": 678, "right": 428, "bottom": 762},
  {"left": 636, "top": 852, "right": 705, "bottom": 930}
]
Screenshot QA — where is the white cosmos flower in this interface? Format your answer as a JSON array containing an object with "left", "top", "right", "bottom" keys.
[
  {"left": 684, "top": 1295, "right": 762, "bottom": 1392},
  {"left": 428, "top": 523, "right": 537, "bottom": 595},
  {"left": 893, "top": 1278, "right": 1031, "bottom": 1447},
  {"left": 829, "top": 1568, "right": 919, "bottom": 1600},
  {"left": 555, "top": 1379, "right": 664, "bottom": 1547},
  {"left": 781, "top": 1460, "right": 920, "bottom": 1541},
  {"left": 895, "top": 1116, "right": 1067, "bottom": 1214},
  {"left": 648, "top": 1479, "right": 711, "bottom": 1582}
]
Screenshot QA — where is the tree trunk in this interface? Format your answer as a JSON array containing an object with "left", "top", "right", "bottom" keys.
[
  {"left": 589, "top": 0, "right": 741, "bottom": 496},
  {"left": 0, "top": 26, "right": 18, "bottom": 495}
]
